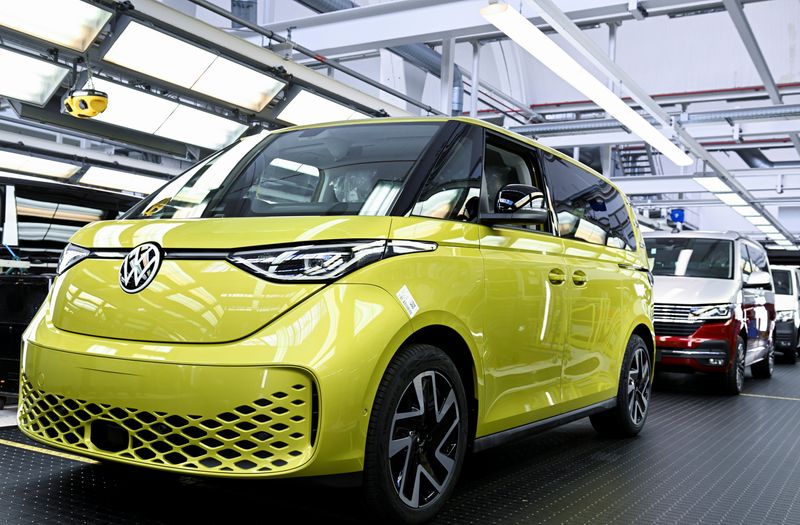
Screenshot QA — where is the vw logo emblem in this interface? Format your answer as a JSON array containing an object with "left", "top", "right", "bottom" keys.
[{"left": 119, "top": 243, "right": 162, "bottom": 294}]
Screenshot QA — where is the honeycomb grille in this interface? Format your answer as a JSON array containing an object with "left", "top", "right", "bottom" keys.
[{"left": 18, "top": 374, "right": 317, "bottom": 475}]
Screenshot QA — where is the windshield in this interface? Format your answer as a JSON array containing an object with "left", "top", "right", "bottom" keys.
[
  {"left": 645, "top": 237, "right": 733, "bottom": 279},
  {"left": 125, "top": 122, "right": 442, "bottom": 220},
  {"left": 772, "top": 269, "right": 793, "bottom": 295}
]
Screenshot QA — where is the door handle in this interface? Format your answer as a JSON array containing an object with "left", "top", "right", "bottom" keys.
[
  {"left": 548, "top": 268, "right": 566, "bottom": 285},
  {"left": 572, "top": 270, "right": 588, "bottom": 286}
]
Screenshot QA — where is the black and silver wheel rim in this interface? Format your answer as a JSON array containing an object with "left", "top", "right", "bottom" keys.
[
  {"left": 736, "top": 341, "right": 745, "bottom": 390},
  {"left": 627, "top": 346, "right": 651, "bottom": 425},
  {"left": 388, "top": 370, "right": 461, "bottom": 509}
]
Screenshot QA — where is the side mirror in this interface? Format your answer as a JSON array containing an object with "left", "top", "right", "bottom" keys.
[
  {"left": 744, "top": 270, "right": 772, "bottom": 289},
  {"left": 481, "top": 184, "right": 548, "bottom": 225}
]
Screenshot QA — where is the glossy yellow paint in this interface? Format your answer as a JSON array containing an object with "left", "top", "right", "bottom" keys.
[{"left": 19, "top": 117, "right": 654, "bottom": 479}]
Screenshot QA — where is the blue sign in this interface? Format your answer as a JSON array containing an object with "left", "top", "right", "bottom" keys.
[{"left": 670, "top": 209, "right": 685, "bottom": 223}]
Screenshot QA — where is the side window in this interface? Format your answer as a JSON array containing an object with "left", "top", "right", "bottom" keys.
[
  {"left": 543, "top": 152, "right": 635, "bottom": 250},
  {"left": 411, "top": 127, "right": 482, "bottom": 221},
  {"left": 740, "top": 243, "right": 753, "bottom": 277},
  {"left": 481, "top": 135, "right": 549, "bottom": 232}
]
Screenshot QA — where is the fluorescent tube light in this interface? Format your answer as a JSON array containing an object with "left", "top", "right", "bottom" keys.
[
  {"left": 0, "top": 150, "right": 79, "bottom": 179},
  {"left": 0, "top": 0, "right": 112, "bottom": 52},
  {"left": 746, "top": 216, "right": 769, "bottom": 226},
  {"left": 758, "top": 225, "right": 779, "bottom": 235},
  {"left": 717, "top": 193, "right": 748, "bottom": 206},
  {"left": 277, "top": 90, "right": 370, "bottom": 126},
  {"left": 103, "top": 21, "right": 285, "bottom": 111},
  {"left": 80, "top": 167, "right": 165, "bottom": 195},
  {"left": 731, "top": 206, "right": 759, "bottom": 217},
  {"left": 270, "top": 158, "right": 320, "bottom": 177},
  {"left": 88, "top": 78, "right": 179, "bottom": 134},
  {"left": 154, "top": 105, "right": 248, "bottom": 150},
  {"left": 0, "top": 170, "right": 57, "bottom": 184},
  {"left": 0, "top": 48, "right": 69, "bottom": 106},
  {"left": 693, "top": 176, "right": 730, "bottom": 193},
  {"left": 481, "top": 3, "right": 693, "bottom": 167},
  {"left": 776, "top": 240, "right": 793, "bottom": 246}
]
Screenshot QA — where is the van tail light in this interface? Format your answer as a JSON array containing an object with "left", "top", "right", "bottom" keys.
[{"left": 228, "top": 240, "right": 436, "bottom": 283}]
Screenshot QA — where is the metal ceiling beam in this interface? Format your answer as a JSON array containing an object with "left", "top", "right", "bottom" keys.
[
  {"left": 529, "top": 0, "right": 795, "bottom": 241},
  {"left": 721, "top": 0, "right": 800, "bottom": 158},
  {"left": 254, "top": 0, "right": 767, "bottom": 56}
]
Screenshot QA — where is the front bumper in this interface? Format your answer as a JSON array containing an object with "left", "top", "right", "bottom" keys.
[
  {"left": 18, "top": 351, "right": 316, "bottom": 476},
  {"left": 18, "top": 283, "right": 412, "bottom": 478},
  {"left": 655, "top": 320, "right": 737, "bottom": 374},
  {"left": 774, "top": 320, "right": 797, "bottom": 349}
]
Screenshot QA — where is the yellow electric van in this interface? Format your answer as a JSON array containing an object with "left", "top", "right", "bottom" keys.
[{"left": 19, "top": 117, "right": 654, "bottom": 523}]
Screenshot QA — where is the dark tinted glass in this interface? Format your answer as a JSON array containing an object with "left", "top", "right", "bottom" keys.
[
  {"left": 128, "top": 123, "right": 441, "bottom": 219},
  {"left": 773, "top": 270, "right": 793, "bottom": 294},
  {"left": 411, "top": 126, "right": 482, "bottom": 221},
  {"left": 645, "top": 237, "right": 733, "bottom": 279},
  {"left": 543, "top": 153, "right": 635, "bottom": 250}
]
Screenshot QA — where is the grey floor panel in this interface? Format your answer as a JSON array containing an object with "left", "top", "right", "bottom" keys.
[{"left": 1, "top": 364, "right": 799, "bottom": 524}]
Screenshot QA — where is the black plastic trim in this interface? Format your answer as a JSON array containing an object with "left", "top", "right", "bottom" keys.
[{"left": 472, "top": 398, "right": 616, "bottom": 453}]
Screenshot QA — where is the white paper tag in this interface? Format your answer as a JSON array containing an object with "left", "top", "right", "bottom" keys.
[{"left": 396, "top": 285, "right": 419, "bottom": 318}]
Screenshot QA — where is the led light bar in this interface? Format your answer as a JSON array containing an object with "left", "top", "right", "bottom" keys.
[
  {"left": 481, "top": 3, "right": 693, "bottom": 167},
  {"left": 758, "top": 225, "right": 779, "bottom": 235},
  {"left": 79, "top": 167, "right": 165, "bottom": 195},
  {"left": 103, "top": 21, "right": 286, "bottom": 111},
  {"left": 693, "top": 176, "right": 731, "bottom": 193},
  {"left": 277, "top": 90, "right": 370, "bottom": 126},
  {"left": 0, "top": 0, "right": 112, "bottom": 52},
  {"left": 0, "top": 48, "right": 69, "bottom": 106},
  {"left": 85, "top": 78, "right": 246, "bottom": 149},
  {"left": 0, "top": 150, "right": 79, "bottom": 179},
  {"left": 716, "top": 193, "right": 747, "bottom": 206}
]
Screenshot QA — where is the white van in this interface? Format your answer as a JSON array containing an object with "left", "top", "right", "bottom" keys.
[{"left": 771, "top": 265, "right": 800, "bottom": 364}]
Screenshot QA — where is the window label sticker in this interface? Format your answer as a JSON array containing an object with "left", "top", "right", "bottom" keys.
[{"left": 396, "top": 285, "right": 419, "bottom": 318}]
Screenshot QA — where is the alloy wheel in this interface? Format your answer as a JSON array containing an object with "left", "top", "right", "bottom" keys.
[
  {"left": 627, "top": 346, "right": 651, "bottom": 425},
  {"left": 388, "top": 370, "right": 461, "bottom": 509}
]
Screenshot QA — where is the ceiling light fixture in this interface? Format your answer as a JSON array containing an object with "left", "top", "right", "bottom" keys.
[
  {"left": 693, "top": 176, "right": 731, "bottom": 193},
  {"left": 103, "top": 21, "right": 286, "bottom": 111},
  {"left": 84, "top": 78, "right": 247, "bottom": 149},
  {"left": 277, "top": 90, "right": 370, "bottom": 126},
  {"left": 0, "top": 0, "right": 112, "bottom": 52},
  {"left": 79, "top": 167, "right": 166, "bottom": 195},
  {"left": 731, "top": 206, "right": 759, "bottom": 217},
  {"left": 746, "top": 216, "right": 769, "bottom": 226},
  {"left": 0, "top": 48, "right": 69, "bottom": 106},
  {"left": 480, "top": 2, "right": 693, "bottom": 166},
  {"left": 716, "top": 193, "right": 748, "bottom": 206},
  {"left": 0, "top": 150, "right": 79, "bottom": 179}
]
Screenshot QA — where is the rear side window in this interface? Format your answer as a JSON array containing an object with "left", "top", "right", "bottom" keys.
[
  {"left": 773, "top": 269, "right": 793, "bottom": 295},
  {"left": 543, "top": 152, "right": 635, "bottom": 250}
]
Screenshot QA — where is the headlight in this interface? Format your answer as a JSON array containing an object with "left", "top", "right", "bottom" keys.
[
  {"left": 229, "top": 240, "right": 436, "bottom": 282},
  {"left": 689, "top": 304, "right": 733, "bottom": 321},
  {"left": 776, "top": 310, "right": 795, "bottom": 323},
  {"left": 57, "top": 243, "right": 90, "bottom": 274}
]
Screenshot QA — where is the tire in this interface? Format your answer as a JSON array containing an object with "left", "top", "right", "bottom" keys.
[
  {"left": 786, "top": 333, "right": 799, "bottom": 365},
  {"left": 722, "top": 336, "right": 746, "bottom": 395},
  {"left": 364, "top": 344, "right": 468, "bottom": 524},
  {"left": 590, "top": 334, "right": 652, "bottom": 437},
  {"left": 752, "top": 341, "right": 775, "bottom": 379}
]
